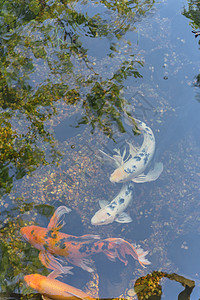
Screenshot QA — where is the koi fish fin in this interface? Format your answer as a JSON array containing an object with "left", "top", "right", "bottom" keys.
[
  {"left": 98, "top": 149, "right": 120, "bottom": 167},
  {"left": 103, "top": 238, "right": 151, "bottom": 268},
  {"left": 48, "top": 206, "right": 72, "bottom": 230},
  {"left": 39, "top": 251, "right": 73, "bottom": 275},
  {"left": 124, "top": 114, "right": 141, "bottom": 134},
  {"left": 126, "top": 141, "right": 139, "bottom": 158},
  {"left": 42, "top": 289, "right": 85, "bottom": 300},
  {"left": 80, "top": 234, "right": 100, "bottom": 240},
  {"left": 115, "top": 212, "right": 132, "bottom": 223},
  {"left": 67, "top": 257, "right": 94, "bottom": 273},
  {"left": 63, "top": 291, "right": 85, "bottom": 300},
  {"left": 120, "top": 240, "right": 151, "bottom": 267},
  {"left": 114, "top": 142, "right": 139, "bottom": 165},
  {"left": 101, "top": 239, "right": 125, "bottom": 264},
  {"left": 132, "top": 162, "right": 163, "bottom": 183},
  {"left": 47, "top": 270, "right": 63, "bottom": 280},
  {"left": 99, "top": 200, "right": 109, "bottom": 208},
  {"left": 104, "top": 252, "right": 117, "bottom": 262},
  {"left": 114, "top": 147, "right": 126, "bottom": 164},
  {"left": 42, "top": 296, "right": 51, "bottom": 300},
  {"left": 113, "top": 154, "right": 124, "bottom": 166},
  {"left": 133, "top": 244, "right": 151, "bottom": 268},
  {"left": 113, "top": 146, "right": 132, "bottom": 165}
]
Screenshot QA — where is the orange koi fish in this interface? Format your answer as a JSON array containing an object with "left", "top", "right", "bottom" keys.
[
  {"left": 24, "top": 273, "right": 95, "bottom": 300},
  {"left": 21, "top": 206, "right": 150, "bottom": 274}
]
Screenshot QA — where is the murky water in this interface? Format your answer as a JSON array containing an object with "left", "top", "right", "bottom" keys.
[{"left": 0, "top": 0, "right": 200, "bottom": 299}]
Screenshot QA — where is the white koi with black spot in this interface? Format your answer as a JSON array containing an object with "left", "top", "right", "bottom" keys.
[
  {"left": 100, "top": 118, "right": 163, "bottom": 184},
  {"left": 91, "top": 182, "right": 134, "bottom": 226}
]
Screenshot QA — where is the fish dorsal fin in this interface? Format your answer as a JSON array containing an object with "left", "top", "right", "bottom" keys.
[
  {"left": 113, "top": 147, "right": 125, "bottom": 165},
  {"left": 113, "top": 154, "right": 124, "bottom": 166},
  {"left": 115, "top": 212, "right": 132, "bottom": 223},
  {"left": 126, "top": 141, "right": 139, "bottom": 158},
  {"left": 98, "top": 149, "right": 120, "bottom": 167},
  {"left": 48, "top": 206, "right": 72, "bottom": 230},
  {"left": 63, "top": 290, "right": 85, "bottom": 300},
  {"left": 80, "top": 234, "right": 100, "bottom": 240},
  {"left": 99, "top": 200, "right": 109, "bottom": 208}
]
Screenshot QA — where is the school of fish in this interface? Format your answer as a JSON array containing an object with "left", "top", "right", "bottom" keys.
[{"left": 22, "top": 116, "right": 163, "bottom": 299}]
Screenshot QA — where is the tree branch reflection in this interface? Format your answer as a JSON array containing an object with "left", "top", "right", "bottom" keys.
[{"left": 0, "top": 0, "right": 154, "bottom": 194}]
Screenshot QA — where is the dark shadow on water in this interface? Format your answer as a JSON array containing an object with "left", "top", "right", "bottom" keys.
[{"left": 95, "top": 254, "right": 134, "bottom": 298}]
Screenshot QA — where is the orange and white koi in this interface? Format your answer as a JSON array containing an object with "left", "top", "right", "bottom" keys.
[
  {"left": 21, "top": 206, "right": 150, "bottom": 274},
  {"left": 100, "top": 118, "right": 163, "bottom": 184},
  {"left": 24, "top": 273, "right": 95, "bottom": 300}
]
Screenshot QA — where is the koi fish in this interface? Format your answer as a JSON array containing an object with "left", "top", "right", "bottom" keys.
[
  {"left": 21, "top": 206, "right": 150, "bottom": 274},
  {"left": 24, "top": 273, "right": 95, "bottom": 300},
  {"left": 91, "top": 182, "right": 134, "bottom": 225},
  {"left": 100, "top": 117, "right": 163, "bottom": 184}
]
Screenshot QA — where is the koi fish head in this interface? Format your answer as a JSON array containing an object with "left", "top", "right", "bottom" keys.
[
  {"left": 20, "top": 225, "right": 31, "bottom": 239},
  {"left": 110, "top": 166, "right": 127, "bottom": 183},
  {"left": 24, "top": 274, "right": 44, "bottom": 292},
  {"left": 91, "top": 208, "right": 115, "bottom": 225},
  {"left": 20, "top": 225, "right": 46, "bottom": 251}
]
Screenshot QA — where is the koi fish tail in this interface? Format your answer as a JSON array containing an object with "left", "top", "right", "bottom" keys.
[
  {"left": 123, "top": 241, "right": 151, "bottom": 268},
  {"left": 101, "top": 238, "right": 151, "bottom": 268},
  {"left": 133, "top": 244, "right": 151, "bottom": 268}
]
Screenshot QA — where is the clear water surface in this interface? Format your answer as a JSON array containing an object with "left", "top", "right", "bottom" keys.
[{"left": 0, "top": 0, "right": 200, "bottom": 299}]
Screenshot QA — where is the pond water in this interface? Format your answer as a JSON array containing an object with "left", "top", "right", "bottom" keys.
[{"left": 0, "top": 0, "right": 200, "bottom": 299}]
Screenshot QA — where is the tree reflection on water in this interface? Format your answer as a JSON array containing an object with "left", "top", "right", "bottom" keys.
[
  {"left": 0, "top": 0, "right": 155, "bottom": 195},
  {"left": 0, "top": 0, "right": 197, "bottom": 298},
  {"left": 0, "top": 0, "right": 155, "bottom": 294}
]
